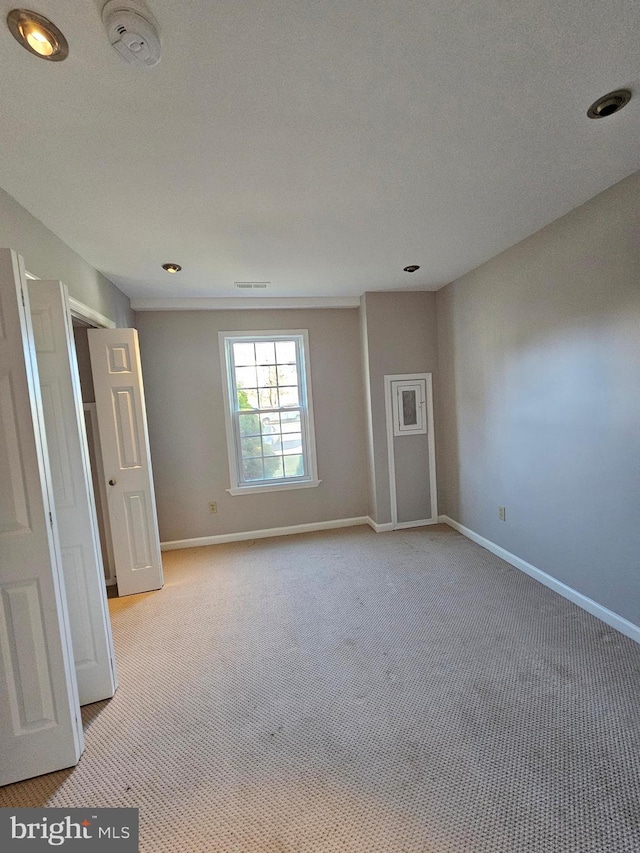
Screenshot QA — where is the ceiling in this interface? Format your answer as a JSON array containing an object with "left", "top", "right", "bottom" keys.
[{"left": 0, "top": 0, "right": 638, "bottom": 302}]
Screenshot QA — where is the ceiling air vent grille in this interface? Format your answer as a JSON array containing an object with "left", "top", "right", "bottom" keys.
[{"left": 234, "top": 282, "right": 270, "bottom": 290}]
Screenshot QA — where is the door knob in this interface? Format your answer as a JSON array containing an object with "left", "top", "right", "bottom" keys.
[{"left": 108, "top": 479, "right": 117, "bottom": 486}]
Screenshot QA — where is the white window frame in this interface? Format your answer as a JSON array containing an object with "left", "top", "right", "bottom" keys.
[{"left": 219, "top": 329, "right": 321, "bottom": 495}]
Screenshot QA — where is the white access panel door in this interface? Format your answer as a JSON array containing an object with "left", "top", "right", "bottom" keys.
[
  {"left": 29, "top": 280, "right": 117, "bottom": 705},
  {"left": 385, "top": 373, "right": 438, "bottom": 529},
  {"left": 0, "top": 249, "right": 83, "bottom": 786},
  {"left": 88, "top": 328, "right": 163, "bottom": 597}
]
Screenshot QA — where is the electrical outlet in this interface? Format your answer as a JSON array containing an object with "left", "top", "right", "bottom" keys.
[
  {"left": 498, "top": 506, "right": 506, "bottom": 521},
  {"left": 209, "top": 502, "right": 217, "bottom": 514}
]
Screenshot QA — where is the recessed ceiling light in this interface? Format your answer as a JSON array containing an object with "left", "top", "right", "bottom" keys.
[
  {"left": 6, "top": 9, "right": 69, "bottom": 61},
  {"left": 162, "top": 263, "right": 182, "bottom": 274},
  {"left": 587, "top": 89, "right": 632, "bottom": 119},
  {"left": 403, "top": 265, "right": 420, "bottom": 273}
]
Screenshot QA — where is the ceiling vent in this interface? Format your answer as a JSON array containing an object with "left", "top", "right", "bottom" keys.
[
  {"left": 234, "top": 282, "right": 270, "bottom": 290},
  {"left": 102, "top": 1, "right": 161, "bottom": 69}
]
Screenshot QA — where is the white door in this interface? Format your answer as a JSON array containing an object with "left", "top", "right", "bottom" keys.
[
  {"left": 88, "top": 328, "right": 163, "bottom": 597},
  {"left": 0, "top": 249, "right": 83, "bottom": 786},
  {"left": 29, "top": 280, "right": 117, "bottom": 705}
]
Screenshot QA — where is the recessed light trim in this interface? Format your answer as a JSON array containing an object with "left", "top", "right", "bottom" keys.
[
  {"left": 587, "top": 89, "right": 632, "bottom": 119},
  {"left": 403, "top": 265, "right": 420, "bottom": 273},
  {"left": 6, "top": 9, "right": 69, "bottom": 61},
  {"left": 162, "top": 263, "right": 182, "bottom": 274}
]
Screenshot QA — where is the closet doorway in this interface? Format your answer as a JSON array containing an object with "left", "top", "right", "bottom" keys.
[
  {"left": 72, "top": 319, "right": 116, "bottom": 589},
  {"left": 0, "top": 252, "right": 164, "bottom": 786}
]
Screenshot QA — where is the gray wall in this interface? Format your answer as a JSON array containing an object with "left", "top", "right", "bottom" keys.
[
  {"left": 360, "top": 291, "right": 439, "bottom": 524},
  {"left": 436, "top": 171, "right": 640, "bottom": 624},
  {"left": 0, "top": 187, "right": 132, "bottom": 327},
  {"left": 135, "top": 308, "right": 368, "bottom": 542}
]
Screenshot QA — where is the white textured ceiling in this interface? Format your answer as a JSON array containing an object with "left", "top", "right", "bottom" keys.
[{"left": 0, "top": 0, "right": 638, "bottom": 300}]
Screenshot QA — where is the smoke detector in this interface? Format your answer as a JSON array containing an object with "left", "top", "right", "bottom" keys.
[{"left": 102, "top": 1, "right": 161, "bottom": 69}]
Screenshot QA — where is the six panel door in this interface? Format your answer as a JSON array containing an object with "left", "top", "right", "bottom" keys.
[
  {"left": 88, "top": 328, "right": 163, "bottom": 596},
  {"left": 29, "top": 280, "right": 117, "bottom": 705},
  {"left": 0, "top": 250, "right": 83, "bottom": 786}
]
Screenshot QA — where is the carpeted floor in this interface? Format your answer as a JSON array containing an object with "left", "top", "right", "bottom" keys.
[{"left": 2, "top": 524, "right": 640, "bottom": 852}]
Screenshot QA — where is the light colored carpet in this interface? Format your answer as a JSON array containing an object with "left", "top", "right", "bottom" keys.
[{"left": 2, "top": 524, "right": 640, "bottom": 852}]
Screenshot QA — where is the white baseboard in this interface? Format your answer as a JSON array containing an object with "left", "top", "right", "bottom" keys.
[
  {"left": 394, "top": 518, "right": 442, "bottom": 530},
  {"left": 161, "top": 516, "right": 370, "bottom": 551},
  {"left": 440, "top": 515, "right": 640, "bottom": 646},
  {"left": 367, "top": 517, "right": 394, "bottom": 533},
  {"left": 367, "top": 517, "right": 446, "bottom": 532}
]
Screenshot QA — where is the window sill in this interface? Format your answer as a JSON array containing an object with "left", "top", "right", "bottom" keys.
[{"left": 227, "top": 479, "right": 322, "bottom": 496}]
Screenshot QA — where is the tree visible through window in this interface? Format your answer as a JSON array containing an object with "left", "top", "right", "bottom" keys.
[{"left": 220, "top": 331, "right": 319, "bottom": 493}]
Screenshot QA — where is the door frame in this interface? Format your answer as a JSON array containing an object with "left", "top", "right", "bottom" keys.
[
  {"left": 83, "top": 402, "right": 117, "bottom": 586},
  {"left": 26, "top": 272, "right": 117, "bottom": 587},
  {"left": 384, "top": 372, "right": 438, "bottom": 529},
  {"left": 25, "top": 270, "right": 116, "bottom": 331}
]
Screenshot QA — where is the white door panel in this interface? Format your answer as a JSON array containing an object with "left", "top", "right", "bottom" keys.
[
  {"left": 0, "top": 250, "right": 83, "bottom": 787},
  {"left": 29, "top": 280, "right": 117, "bottom": 706},
  {"left": 88, "top": 328, "right": 163, "bottom": 597}
]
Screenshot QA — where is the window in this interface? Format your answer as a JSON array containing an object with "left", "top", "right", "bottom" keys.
[{"left": 219, "top": 330, "right": 320, "bottom": 495}]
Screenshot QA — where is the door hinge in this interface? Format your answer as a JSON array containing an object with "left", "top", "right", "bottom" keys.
[{"left": 49, "top": 511, "right": 53, "bottom": 526}]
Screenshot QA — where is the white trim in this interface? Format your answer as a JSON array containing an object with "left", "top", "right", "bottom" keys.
[
  {"left": 439, "top": 516, "right": 640, "bottom": 646},
  {"left": 24, "top": 271, "right": 116, "bottom": 329},
  {"left": 68, "top": 297, "right": 115, "bottom": 329},
  {"left": 219, "top": 329, "right": 319, "bottom": 494},
  {"left": 384, "top": 376, "right": 399, "bottom": 526},
  {"left": 227, "top": 479, "right": 321, "bottom": 496},
  {"left": 426, "top": 376, "right": 438, "bottom": 520},
  {"left": 161, "top": 516, "right": 370, "bottom": 551},
  {"left": 392, "top": 379, "right": 427, "bottom": 435},
  {"left": 367, "top": 518, "right": 394, "bottom": 533},
  {"left": 131, "top": 296, "right": 360, "bottom": 311},
  {"left": 394, "top": 518, "right": 441, "bottom": 529},
  {"left": 384, "top": 373, "right": 438, "bottom": 530}
]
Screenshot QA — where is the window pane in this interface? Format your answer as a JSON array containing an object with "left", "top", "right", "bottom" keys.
[
  {"left": 257, "top": 365, "right": 278, "bottom": 388},
  {"left": 281, "top": 412, "right": 301, "bottom": 433},
  {"left": 263, "top": 434, "right": 283, "bottom": 455},
  {"left": 279, "top": 386, "right": 299, "bottom": 407},
  {"left": 282, "top": 433, "right": 302, "bottom": 455},
  {"left": 238, "top": 388, "right": 258, "bottom": 410},
  {"left": 255, "top": 341, "right": 275, "bottom": 365},
  {"left": 275, "top": 340, "right": 296, "bottom": 364},
  {"left": 402, "top": 390, "right": 418, "bottom": 426},
  {"left": 243, "top": 458, "right": 264, "bottom": 481},
  {"left": 261, "top": 413, "right": 280, "bottom": 433},
  {"left": 235, "top": 366, "right": 257, "bottom": 389},
  {"left": 264, "top": 456, "right": 284, "bottom": 479},
  {"left": 259, "top": 387, "right": 279, "bottom": 409},
  {"left": 277, "top": 364, "right": 297, "bottom": 386},
  {"left": 241, "top": 436, "right": 263, "bottom": 459},
  {"left": 284, "top": 455, "right": 304, "bottom": 477},
  {"left": 239, "top": 413, "right": 260, "bottom": 435},
  {"left": 233, "top": 342, "right": 255, "bottom": 366}
]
